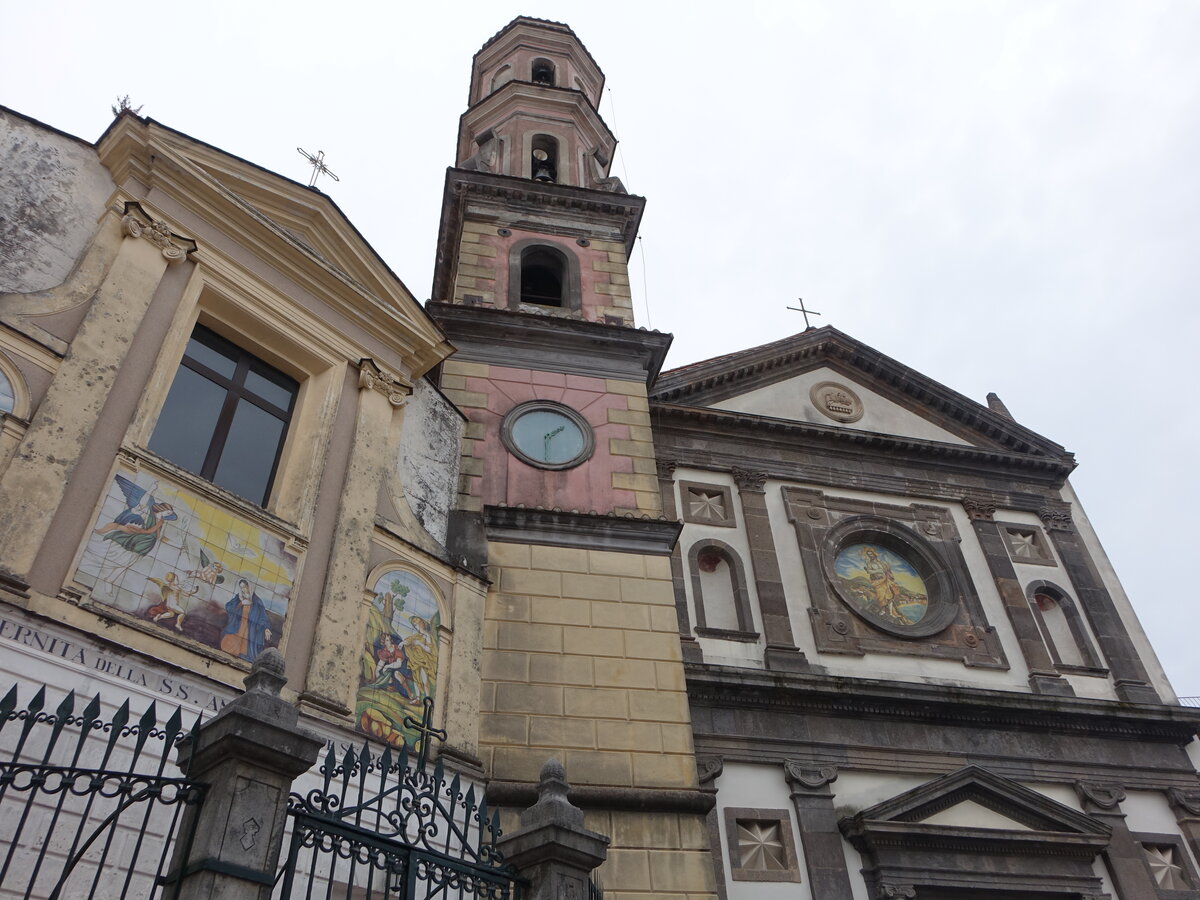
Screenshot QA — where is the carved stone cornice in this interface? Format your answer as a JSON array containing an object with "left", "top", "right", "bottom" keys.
[
  {"left": 357, "top": 358, "right": 413, "bottom": 407},
  {"left": 1076, "top": 781, "right": 1126, "bottom": 811},
  {"left": 784, "top": 761, "right": 838, "bottom": 791},
  {"left": 120, "top": 201, "right": 195, "bottom": 264},
  {"left": 696, "top": 755, "right": 723, "bottom": 786},
  {"left": 1168, "top": 787, "right": 1200, "bottom": 817},
  {"left": 961, "top": 496, "right": 998, "bottom": 522},
  {"left": 1039, "top": 503, "right": 1076, "bottom": 533},
  {"left": 731, "top": 467, "right": 767, "bottom": 494}
]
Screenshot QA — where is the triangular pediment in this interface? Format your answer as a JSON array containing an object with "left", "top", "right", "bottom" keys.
[
  {"left": 96, "top": 114, "right": 452, "bottom": 376},
  {"left": 653, "top": 328, "right": 1071, "bottom": 462},
  {"left": 850, "top": 766, "right": 1108, "bottom": 837}
]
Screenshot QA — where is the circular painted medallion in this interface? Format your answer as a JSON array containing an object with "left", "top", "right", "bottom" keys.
[{"left": 834, "top": 543, "right": 930, "bottom": 627}]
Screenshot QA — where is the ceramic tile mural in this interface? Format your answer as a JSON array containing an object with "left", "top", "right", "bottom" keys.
[
  {"left": 76, "top": 468, "right": 298, "bottom": 661},
  {"left": 356, "top": 569, "right": 440, "bottom": 749}
]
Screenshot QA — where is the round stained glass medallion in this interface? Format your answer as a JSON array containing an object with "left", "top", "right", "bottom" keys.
[
  {"left": 501, "top": 401, "right": 595, "bottom": 470},
  {"left": 835, "top": 543, "right": 930, "bottom": 627}
]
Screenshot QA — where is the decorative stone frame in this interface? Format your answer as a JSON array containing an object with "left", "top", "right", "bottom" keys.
[
  {"left": 500, "top": 400, "right": 595, "bottom": 471},
  {"left": 678, "top": 479, "right": 736, "bottom": 527},
  {"left": 1026, "top": 579, "right": 1106, "bottom": 674},
  {"left": 0, "top": 351, "right": 29, "bottom": 419},
  {"left": 998, "top": 520, "right": 1056, "bottom": 567},
  {"left": 820, "top": 515, "right": 959, "bottom": 639},
  {"left": 784, "top": 487, "right": 1006, "bottom": 667},
  {"left": 1135, "top": 831, "right": 1200, "bottom": 897},
  {"left": 722, "top": 806, "right": 803, "bottom": 883},
  {"left": 688, "top": 539, "right": 757, "bottom": 641},
  {"left": 507, "top": 239, "right": 582, "bottom": 313}
]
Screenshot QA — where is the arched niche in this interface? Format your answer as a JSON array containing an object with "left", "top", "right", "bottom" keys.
[
  {"left": 1026, "top": 579, "right": 1103, "bottom": 671},
  {"left": 688, "top": 539, "right": 757, "bottom": 640}
]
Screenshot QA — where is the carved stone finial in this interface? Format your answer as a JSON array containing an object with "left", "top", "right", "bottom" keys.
[
  {"left": 244, "top": 647, "right": 287, "bottom": 696},
  {"left": 520, "top": 758, "right": 585, "bottom": 830},
  {"left": 1076, "top": 781, "right": 1126, "bottom": 810},
  {"left": 784, "top": 761, "right": 838, "bottom": 791},
  {"left": 961, "top": 496, "right": 997, "bottom": 522},
  {"left": 358, "top": 358, "right": 413, "bottom": 408},
  {"left": 731, "top": 467, "right": 767, "bottom": 494}
]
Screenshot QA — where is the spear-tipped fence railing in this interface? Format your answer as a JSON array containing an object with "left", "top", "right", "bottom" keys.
[
  {"left": 0, "top": 682, "right": 205, "bottom": 900},
  {"left": 277, "top": 740, "right": 523, "bottom": 900}
]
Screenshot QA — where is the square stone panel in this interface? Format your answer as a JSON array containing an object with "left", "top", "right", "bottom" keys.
[{"left": 679, "top": 480, "right": 736, "bottom": 528}]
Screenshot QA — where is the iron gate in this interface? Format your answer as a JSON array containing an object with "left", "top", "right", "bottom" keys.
[
  {"left": 276, "top": 740, "right": 523, "bottom": 900},
  {"left": 0, "top": 682, "right": 205, "bottom": 900}
]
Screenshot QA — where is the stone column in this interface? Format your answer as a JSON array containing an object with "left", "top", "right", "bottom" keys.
[
  {"left": 962, "top": 497, "right": 1071, "bottom": 696},
  {"left": 1168, "top": 787, "right": 1200, "bottom": 866},
  {"left": 0, "top": 207, "right": 193, "bottom": 591},
  {"left": 166, "top": 649, "right": 323, "bottom": 900},
  {"left": 1076, "top": 781, "right": 1157, "bottom": 900},
  {"left": 1042, "top": 505, "right": 1158, "bottom": 703},
  {"left": 658, "top": 458, "right": 702, "bottom": 662},
  {"left": 497, "top": 760, "right": 610, "bottom": 900},
  {"left": 784, "top": 763, "right": 855, "bottom": 900},
  {"left": 300, "top": 359, "right": 411, "bottom": 714},
  {"left": 731, "top": 468, "right": 808, "bottom": 673}
]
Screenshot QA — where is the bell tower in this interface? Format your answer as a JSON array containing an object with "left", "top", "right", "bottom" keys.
[{"left": 428, "top": 17, "right": 716, "bottom": 900}]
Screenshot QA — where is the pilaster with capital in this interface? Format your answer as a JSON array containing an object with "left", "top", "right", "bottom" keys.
[
  {"left": 300, "top": 358, "right": 411, "bottom": 714},
  {"left": 1168, "top": 787, "right": 1200, "bottom": 865},
  {"left": 730, "top": 468, "right": 809, "bottom": 672},
  {"left": 1041, "top": 505, "right": 1159, "bottom": 703},
  {"left": 658, "top": 458, "right": 702, "bottom": 662},
  {"left": 962, "top": 496, "right": 1071, "bottom": 696},
  {"left": 784, "top": 762, "right": 855, "bottom": 900},
  {"left": 0, "top": 204, "right": 195, "bottom": 589},
  {"left": 1075, "top": 781, "right": 1158, "bottom": 900}
]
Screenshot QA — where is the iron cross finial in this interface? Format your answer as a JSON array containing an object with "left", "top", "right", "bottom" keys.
[
  {"left": 403, "top": 695, "right": 447, "bottom": 770},
  {"left": 786, "top": 298, "right": 823, "bottom": 329},
  {"left": 297, "top": 147, "right": 340, "bottom": 189}
]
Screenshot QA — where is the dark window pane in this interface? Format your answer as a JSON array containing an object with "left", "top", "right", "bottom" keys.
[
  {"left": 184, "top": 332, "right": 238, "bottom": 379},
  {"left": 148, "top": 367, "right": 227, "bottom": 473},
  {"left": 245, "top": 364, "right": 297, "bottom": 411},
  {"left": 212, "top": 401, "right": 286, "bottom": 505}
]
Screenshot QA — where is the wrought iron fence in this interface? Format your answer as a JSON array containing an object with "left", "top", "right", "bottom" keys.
[
  {"left": 0, "top": 683, "right": 205, "bottom": 900},
  {"left": 276, "top": 739, "right": 523, "bottom": 900}
]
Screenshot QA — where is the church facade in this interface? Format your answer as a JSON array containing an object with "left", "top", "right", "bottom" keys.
[{"left": 1, "top": 14, "right": 1198, "bottom": 900}]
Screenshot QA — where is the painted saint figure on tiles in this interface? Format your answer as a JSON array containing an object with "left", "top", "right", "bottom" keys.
[{"left": 220, "top": 578, "right": 272, "bottom": 661}]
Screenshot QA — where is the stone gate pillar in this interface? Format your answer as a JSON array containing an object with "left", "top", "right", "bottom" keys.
[
  {"left": 498, "top": 760, "right": 610, "bottom": 900},
  {"left": 165, "top": 649, "right": 323, "bottom": 900}
]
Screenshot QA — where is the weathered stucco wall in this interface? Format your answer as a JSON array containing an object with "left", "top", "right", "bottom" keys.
[
  {"left": 397, "top": 377, "right": 463, "bottom": 545},
  {"left": 0, "top": 109, "right": 113, "bottom": 293}
]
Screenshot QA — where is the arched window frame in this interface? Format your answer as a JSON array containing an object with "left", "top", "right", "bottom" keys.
[
  {"left": 1025, "top": 580, "right": 1104, "bottom": 673},
  {"left": 688, "top": 539, "right": 757, "bottom": 641},
  {"left": 507, "top": 240, "right": 582, "bottom": 313},
  {"left": 0, "top": 352, "right": 30, "bottom": 420},
  {"left": 528, "top": 133, "right": 560, "bottom": 183},
  {"left": 489, "top": 64, "right": 513, "bottom": 94}
]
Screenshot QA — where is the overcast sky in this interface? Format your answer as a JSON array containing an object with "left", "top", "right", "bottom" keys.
[{"left": 5, "top": 1, "right": 1198, "bottom": 693}]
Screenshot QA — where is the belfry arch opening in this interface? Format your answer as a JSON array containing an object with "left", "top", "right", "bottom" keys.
[
  {"left": 519, "top": 246, "right": 567, "bottom": 307},
  {"left": 530, "top": 134, "right": 558, "bottom": 183},
  {"left": 531, "top": 58, "right": 555, "bottom": 85}
]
